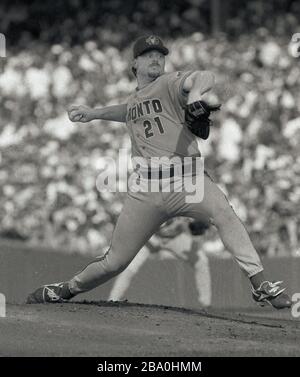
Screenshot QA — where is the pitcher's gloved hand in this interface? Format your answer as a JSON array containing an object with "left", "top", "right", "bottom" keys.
[{"left": 185, "top": 100, "right": 221, "bottom": 140}]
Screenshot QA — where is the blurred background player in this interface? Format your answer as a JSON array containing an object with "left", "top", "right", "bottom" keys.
[{"left": 108, "top": 219, "right": 212, "bottom": 308}]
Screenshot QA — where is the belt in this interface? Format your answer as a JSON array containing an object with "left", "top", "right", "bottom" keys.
[{"left": 138, "top": 161, "right": 199, "bottom": 180}]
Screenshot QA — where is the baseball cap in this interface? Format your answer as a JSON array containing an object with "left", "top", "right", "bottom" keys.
[{"left": 133, "top": 35, "right": 169, "bottom": 58}]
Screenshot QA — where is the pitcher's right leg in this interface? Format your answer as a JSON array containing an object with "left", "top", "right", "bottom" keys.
[{"left": 27, "top": 191, "right": 168, "bottom": 303}]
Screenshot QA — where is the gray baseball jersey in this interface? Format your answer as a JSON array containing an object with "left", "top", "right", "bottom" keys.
[{"left": 126, "top": 71, "right": 200, "bottom": 160}]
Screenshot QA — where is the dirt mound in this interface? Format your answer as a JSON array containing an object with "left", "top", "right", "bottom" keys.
[{"left": 0, "top": 301, "right": 299, "bottom": 357}]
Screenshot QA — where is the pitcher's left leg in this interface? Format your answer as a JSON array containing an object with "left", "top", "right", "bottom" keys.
[{"left": 179, "top": 173, "right": 291, "bottom": 309}]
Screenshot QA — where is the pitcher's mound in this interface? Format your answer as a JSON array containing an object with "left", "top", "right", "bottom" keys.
[{"left": 1, "top": 301, "right": 299, "bottom": 356}]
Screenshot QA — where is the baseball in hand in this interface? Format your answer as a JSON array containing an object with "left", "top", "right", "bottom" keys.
[
  {"left": 68, "top": 104, "right": 91, "bottom": 122},
  {"left": 73, "top": 114, "right": 83, "bottom": 122}
]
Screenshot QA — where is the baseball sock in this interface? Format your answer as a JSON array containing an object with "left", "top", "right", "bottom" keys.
[
  {"left": 250, "top": 271, "right": 266, "bottom": 290},
  {"left": 60, "top": 282, "right": 75, "bottom": 300}
]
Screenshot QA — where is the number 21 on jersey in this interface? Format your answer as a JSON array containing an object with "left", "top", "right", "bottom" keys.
[{"left": 143, "top": 117, "right": 164, "bottom": 138}]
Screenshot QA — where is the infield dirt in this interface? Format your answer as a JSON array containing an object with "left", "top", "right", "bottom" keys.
[{"left": 0, "top": 301, "right": 299, "bottom": 357}]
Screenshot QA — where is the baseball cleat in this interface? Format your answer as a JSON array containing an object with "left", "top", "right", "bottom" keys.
[
  {"left": 252, "top": 281, "right": 292, "bottom": 309},
  {"left": 26, "top": 282, "right": 72, "bottom": 304}
]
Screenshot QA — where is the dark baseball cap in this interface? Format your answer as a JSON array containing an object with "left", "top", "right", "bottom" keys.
[{"left": 133, "top": 35, "right": 169, "bottom": 58}]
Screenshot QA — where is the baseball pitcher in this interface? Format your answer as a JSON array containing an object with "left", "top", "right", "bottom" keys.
[{"left": 27, "top": 36, "right": 291, "bottom": 309}]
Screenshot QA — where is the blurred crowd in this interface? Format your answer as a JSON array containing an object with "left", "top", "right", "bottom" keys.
[{"left": 0, "top": 1, "right": 299, "bottom": 256}]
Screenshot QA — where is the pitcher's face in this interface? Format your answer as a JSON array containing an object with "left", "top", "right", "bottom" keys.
[{"left": 135, "top": 50, "right": 165, "bottom": 79}]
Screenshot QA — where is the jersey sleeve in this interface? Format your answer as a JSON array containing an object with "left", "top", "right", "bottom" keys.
[{"left": 167, "top": 71, "right": 193, "bottom": 109}]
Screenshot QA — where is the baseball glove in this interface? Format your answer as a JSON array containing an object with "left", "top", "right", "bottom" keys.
[
  {"left": 188, "top": 220, "right": 210, "bottom": 236},
  {"left": 185, "top": 100, "right": 221, "bottom": 140}
]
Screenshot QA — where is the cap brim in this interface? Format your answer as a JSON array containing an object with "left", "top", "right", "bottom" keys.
[{"left": 135, "top": 46, "right": 169, "bottom": 58}]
